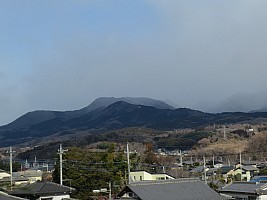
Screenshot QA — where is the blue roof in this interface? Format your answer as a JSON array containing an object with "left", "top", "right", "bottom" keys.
[{"left": 250, "top": 176, "right": 267, "bottom": 182}]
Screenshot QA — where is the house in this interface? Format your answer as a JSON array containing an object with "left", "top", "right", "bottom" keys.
[
  {"left": 8, "top": 181, "right": 76, "bottom": 200},
  {"left": 217, "top": 166, "right": 251, "bottom": 182},
  {"left": 0, "top": 176, "right": 29, "bottom": 186},
  {"left": 219, "top": 181, "right": 267, "bottom": 200},
  {"left": 0, "top": 169, "right": 11, "bottom": 179},
  {"left": 235, "top": 161, "right": 258, "bottom": 169},
  {"left": 13, "top": 170, "right": 43, "bottom": 184},
  {"left": 256, "top": 162, "right": 267, "bottom": 170},
  {"left": 0, "top": 191, "right": 28, "bottom": 200},
  {"left": 129, "top": 171, "right": 174, "bottom": 182},
  {"left": 242, "top": 166, "right": 259, "bottom": 177},
  {"left": 190, "top": 166, "right": 208, "bottom": 174},
  {"left": 117, "top": 178, "right": 228, "bottom": 200},
  {"left": 219, "top": 166, "right": 235, "bottom": 176}
]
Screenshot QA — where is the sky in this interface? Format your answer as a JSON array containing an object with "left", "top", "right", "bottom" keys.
[{"left": 1, "top": 0, "right": 267, "bottom": 125}]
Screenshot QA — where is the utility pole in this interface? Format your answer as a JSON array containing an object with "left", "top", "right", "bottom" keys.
[
  {"left": 203, "top": 155, "right": 207, "bottom": 185},
  {"left": 109, "top": 181, "right": 112, "bottom": 200},
  {"left": 34, "top": 156, "right": 37, "bottom": 170},
  {"left": 180, "top": 150, "right": 183, "bottom": 166},
  {"left": 7, "top": 146, "right": 15, "bottom": 187},
  {"left": 126, "top": 142, "right": 131, "bottom": 184},
  {"left": 58, "top": 144, "right": 68, "bottom": 185},
  {"left": 239, "top": 151, "right": 242, "bottom": 170},
  {"left": 124, "top": 142, "right": 136, "bottom": 184},
  {"left": 212, "top": 154, "right": 215, "bottom": 167}
]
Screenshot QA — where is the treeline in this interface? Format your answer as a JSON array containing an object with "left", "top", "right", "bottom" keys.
[{"left": 52, "top": 143, "right": 163, "bottom": 199}]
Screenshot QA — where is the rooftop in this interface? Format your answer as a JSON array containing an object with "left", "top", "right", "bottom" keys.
[
  {"left": 118, "top": 178, "right": 228, "bottom": 200},
  {"left": 9, "top": 181, "right": 75, "bottom": 196},
  {"left": 0, "top": 192, "right": 27, "bottom": 200},
  {"left": 219, "top": 181, "right": 267, "bottom": 195}
]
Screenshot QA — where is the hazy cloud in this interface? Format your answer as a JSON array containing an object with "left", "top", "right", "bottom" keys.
[{"left": 1, "top": 0, "right": 267, "bottom": 125}]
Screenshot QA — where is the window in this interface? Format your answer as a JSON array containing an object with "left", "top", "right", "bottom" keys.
[{"left": 140, "top": 176, "right": 142, "bottom": 180}]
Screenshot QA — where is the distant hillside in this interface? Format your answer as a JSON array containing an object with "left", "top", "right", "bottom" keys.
[
  {"left": 1, "top": 98, "right": 267, "bottom": 147},
  {"left": 210, "top": 92, "right": 267, "bottom": 113}
]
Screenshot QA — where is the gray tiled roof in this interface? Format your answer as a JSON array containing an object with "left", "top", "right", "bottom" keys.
[
  {"left": 0, "top": 192, "right": 28, "bottom": 200},
  {"left": 241, "top": 161, "right": 258, "bottom": 166},
  {"left": 118, "top": 178, "right": 228, "bottom": 200},
  {"left": 9, "top": 181, "right": 75, "bottom": 196},
  {"left": 190, "top": 166, "right": 205, "bottom": 173},
  {"left": 241, "top": 165, "right": 259, "bottom": 171},
  {"left": 219, "top": 182, "right": 267, "bottom": 194}
]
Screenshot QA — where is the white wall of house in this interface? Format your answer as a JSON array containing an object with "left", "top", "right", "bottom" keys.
[
  {"left": 130, "top": 171, "right": 174, "bottom": 182},
  {"left": 130, "top": 171, "right": 152, "bottom": 181},
  {"left": 0, "top": 172, "right": 11, "bottom": 179},
  {"left": 38, "top": 194, "right": 70, "bottom": 200},
  {"left": 257, "top": 194, "right": 267, "bottom": 200}
]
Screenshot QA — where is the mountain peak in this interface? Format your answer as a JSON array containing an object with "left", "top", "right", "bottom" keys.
[{"left": 81, "top": 97, "right": 174, "bottom": 113}]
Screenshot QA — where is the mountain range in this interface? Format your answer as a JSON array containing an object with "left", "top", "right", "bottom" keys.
[{"left": 1, "top": 97, "right": 267, "bottom": 147}]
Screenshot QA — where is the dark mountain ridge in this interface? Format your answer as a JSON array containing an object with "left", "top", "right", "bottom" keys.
[
  {"left": 1, "top": 98, "right": 267, "bottom": 147},
  {"left": 1, "top": 97, "right": 173, "bottom": 130}
]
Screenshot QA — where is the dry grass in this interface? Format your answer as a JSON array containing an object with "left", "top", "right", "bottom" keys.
[{"left": 190, "top": 139, "right": 248, "bottom": 156}]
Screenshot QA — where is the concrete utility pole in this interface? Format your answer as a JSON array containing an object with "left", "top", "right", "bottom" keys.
[
  {"left": 58, "top": 144, "right": 68, "bottom": 185},
  {"left": 34, "top": 156, "right": 37, "bottom": 170},
  {"left": 125, "top": 142, "right": 137, "bottom": 184},
  {"left": 212, "top": 154, "right": 215, "bottom": 167},
  {"left": 109, "top": 181, "right": 112, "bottom": 200},
  {"left": 180, "top": 150, "right": 183, "bottom": 166},
  {"left": 203, "top": 155, "right": 207, "bottom": 185},
  {"left": 239, "top": 151, "right": 242, "bottom": 170},
  {"left": 8, "top": 146, "right": 16, "bottom": 186},
  {"left": 126, "top": 142, "right": 131, "bottom": 184}
]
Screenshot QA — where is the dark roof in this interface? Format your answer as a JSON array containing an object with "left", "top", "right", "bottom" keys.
[
  {"left": 219, "top": 166, "right": 235, "bottom": 174},
  {"left": 242, "top": 165, "right": 259, "bottom": 171},
  {"left": 207, "top": 168, "right": 217, "bottom": 176},
  {"left": 242, "top": 161, "right": 258, "bottom": 165},
  {"left": 235, "top": 161, "right": 258, "bottom": 165},
  {"left": 9, "top": 181, "right": 75, "bottom": 196},
  {"left": 118, "top": 178, "right": 228, "bottom": 200},
  {"left": 219, "top": 182, "right": 267, "bottom": 195},
  {"left": 0, "top": 192, "right": 27, "bottom": 200},
  {"left": 190, "top": 166, "right": 205, "bottom": 173}
]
